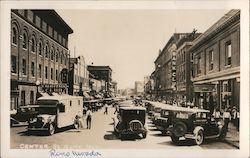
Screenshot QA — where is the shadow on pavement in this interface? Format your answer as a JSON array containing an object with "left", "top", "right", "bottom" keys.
[
  {"left": 158, "top": 139, "right": 195, "bottom": 146},
  {"left": 150, "top": 133, "right": 167, "bottom": 137}
]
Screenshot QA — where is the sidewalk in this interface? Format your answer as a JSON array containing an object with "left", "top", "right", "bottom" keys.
[{"left": 224, "top": 122, "right": 239, "bottom": 148}]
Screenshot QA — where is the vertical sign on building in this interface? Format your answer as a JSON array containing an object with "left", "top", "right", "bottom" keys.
[{"left": 171, "top": 44, "right": 177, "bottom": 92}]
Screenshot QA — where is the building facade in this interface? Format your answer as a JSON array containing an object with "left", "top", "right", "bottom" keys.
[
  {"left": 68, "top": 56, "right": 89, "bottom": 96},
  {"left": 154, "top": 33, "right": 190, "bottom": 101},
  {"left": 190, "top": 9, "right": 240, "bottom": 110},
  {"left": 87, "top": 65, "right": 112, "bottom": 96},
  {"left": 135, "top": 81, "right": 144, "bottom": 96},
  {"left": 175, "top": 32, "right": 201, "bottom": 104},
  {"left": 11, "top": 10, "right": 73, "bottom": 113}
]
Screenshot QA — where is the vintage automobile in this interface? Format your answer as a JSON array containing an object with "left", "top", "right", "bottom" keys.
[
  {"left": 27, "top": 95, "right": 83, "bottom": 135},
  {"left": 113, "top": 106, "right": 147, "bottom": 139},
  {"left": 167, "top": 108, "right": 226, "bottom": 145}
]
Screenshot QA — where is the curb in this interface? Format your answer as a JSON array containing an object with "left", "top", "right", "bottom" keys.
[{"left": 223, "top": 139, "right": 239, "bottom": 149}]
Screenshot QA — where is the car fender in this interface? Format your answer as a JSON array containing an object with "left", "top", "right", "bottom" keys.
[{"left": 193, "top": 126, "right": 204, "bottom": 135}]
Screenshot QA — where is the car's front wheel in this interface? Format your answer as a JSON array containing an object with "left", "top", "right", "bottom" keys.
[
  {"left": 194, "top": 130, "right": 204, "bottom": 145},
  {"left": 171, "top": 135, "right": 179, "bottom": 144},
  {"left": 142, "top": 133, "right": 147, "bottom": 138}
]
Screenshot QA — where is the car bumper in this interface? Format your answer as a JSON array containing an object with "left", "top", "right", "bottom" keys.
[
  {"left": 27, "top": 127, "right": 48, "bottom": 131},
  {"left": 121, "top": 129, "right": 147, "bottom": 135}
]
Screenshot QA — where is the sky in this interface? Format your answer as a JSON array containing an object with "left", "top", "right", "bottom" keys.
[{"left": 56, "top": 9, "right": 228, "bottom": 89}]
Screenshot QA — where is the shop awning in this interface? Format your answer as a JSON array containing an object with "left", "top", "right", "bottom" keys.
[{"left": 193, "top": 84, "right": 215, "bottom": 92}]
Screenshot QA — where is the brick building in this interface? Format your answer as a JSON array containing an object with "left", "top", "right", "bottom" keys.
[
  {"left": 10, "top": 10, "right": 73, "bottom": 113},
  {"left": 68, "top": 56, "right": 89, "bottom": 96},
  {"left": 87, "top": 65, "right": 112, "bottom": 97},
  {"left": 175, "top": 31, "right": 201, "bottom": 104},
  {"left": 190, "top": 9, "right": 240, "bottom": 110},
  {"left": 154, "top": 33, "right": 190, "bottom": 101}
]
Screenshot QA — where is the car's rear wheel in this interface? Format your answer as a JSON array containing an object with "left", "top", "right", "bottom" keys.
[
  {"left": 48, "top": 123, "right": 55, "bottom": 135},
  {"left": 195, "top": 130, "right": 204, "bottom": 145},
  {"left": 74, "top": 120, "right": 79, "bottom": 129},
  {"left": 173, "top": 122, "right": 187, "bottom": 137},
  {"left": 171, "top": 135, "right": 179, "bottom": 144}
]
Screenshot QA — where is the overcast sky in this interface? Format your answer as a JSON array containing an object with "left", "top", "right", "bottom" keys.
[{"left": 56, "top": 9, "right": 228, "bottom": 89}]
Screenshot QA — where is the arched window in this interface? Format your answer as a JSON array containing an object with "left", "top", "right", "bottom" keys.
[
  {"left": 22, "top": 33, "right": 27, "bottom": 49},
  {"left": 45, "top": 45, "right": 49, "bottom": 58},
  {"left": 31, "top": 38, "right": 36, "bottom": 52},
  {"left": 38, "top": 42, "right": 42, "bottom": 56},
  {"left": 51, "top": 49, "right": 54, "bottom": 60},
  {"left": 12, "top": 27, "right": 18, "bottom": 45},
  {"left": 55, "top": 51, "right": 58, "bottom": 62},
  {"left": 61, "top": 52, "right": 63, "bottom": 64}
]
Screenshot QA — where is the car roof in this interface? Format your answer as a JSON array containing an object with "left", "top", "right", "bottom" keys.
[
  {"left": 38, "top": 95, "right": 83, "bottom": 101},
  {"left": 119, "top": 106, "right": 146, "bottom": 111},
  {"left": 145, "top": 101, "right": 209, "bottom": 113}
]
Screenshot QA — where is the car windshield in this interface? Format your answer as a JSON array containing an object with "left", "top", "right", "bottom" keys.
[{"left": 37, "top": 107, "right": 57, "bottom": 115}]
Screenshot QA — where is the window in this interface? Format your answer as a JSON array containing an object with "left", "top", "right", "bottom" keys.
[
  {"left": 64, "top": 56, "right": 67, "bottom": 65},
  {"left": 51, "top": 68, "right": 53, "bottom": 80},
  {"left": 45, "top": 66, "right": 48, "bottom": 79},
  {"left": 12, "top": 27, "right": 18, "bottom": 45},
  {"left": 38, "top": 42, "right": 42, "bottom": 55},
  {"left": 31, "top": 38, "right": 35, "bottom": 52},
  {"left": 78, "top": 100, "right": 80, "bottom": 105},
  {"left": 209, "top": 50, "right": 214, "bottom": 70},
  {"left": 21, "top": 90, "right": 25, "bottom": 105},
  {"left": 11, "top": 55, "right": 17, "bottom": 73},
  {"left": 61, "top": 54, "right": 63, "bottom": 64},
  {"left": 22, "top": 33, "right": 27, "bottom": 49},
  {"left": 56, "top": 70, "right": 58, "bottom": 81},
  {"left": 197, "top": 55, "right": 201, "bottom": 74},
  {"left": 45, "top": 45, "right": 48, "bottom": 58},
  {"left": 51, "top": 50, "right": 54, "bottom": 60},
  {"left": 38, "top": 64, "right": 42, "bottom": 78},
  {"left": 55, "top": 52, "right": 58, "bottom": 62},
  {"left": 226, "top": 41, "right": 232, "bottom": 66},
  {"left": 70, "top": 100, "right": 72, "bottom": 106},
  {"left": 58, "top": 104, "right": 65, "bottom": 112},
  {"left": 22, "top": 59, "right": 26, "bottom": 75},
  {"left": 30, "top": 91, "right": 34, "bottom": 104},
  {"left": 31, "top": 62, "right": 35, "bottom": 77}
]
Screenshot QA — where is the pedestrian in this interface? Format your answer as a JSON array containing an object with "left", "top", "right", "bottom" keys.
[
  {"left": 236, "top": 109, "right": 240, "bottom": 131},
  {"left": 104, "top": 103, "right": 108, "bottom": 114},
  {"left": 114, "top": 103, "right": 119, "bottom": 114},
  {"left": 213, "top": 108, "right": 221, "bottom": 122},
  {"left": 222, "top": 108, "right": 231, "bottom": 132},
  {"left": 86, "top": 108, "right": 92, "bottom": 129},
  {"left": 231, "top": 106, "right": 237, "bottom": 126}
]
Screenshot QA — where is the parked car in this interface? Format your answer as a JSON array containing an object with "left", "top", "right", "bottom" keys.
[
  {"left": 167, "top": 108, "right": 226, "bottom": 145},
  {"left": 113, "top": 106, "right": 147, "bottom": 139},
  {"left": 27, "top": 95, "right": 83, "bottom": 135}
]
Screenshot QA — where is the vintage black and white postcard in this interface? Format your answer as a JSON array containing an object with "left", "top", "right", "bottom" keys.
[{"left": 0, "top": 0, "right": 249, "bottom": 158}]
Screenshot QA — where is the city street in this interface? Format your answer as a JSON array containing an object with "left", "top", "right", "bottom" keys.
[{"left": 11, "top": 106, "right": 235, "bottom": 149}]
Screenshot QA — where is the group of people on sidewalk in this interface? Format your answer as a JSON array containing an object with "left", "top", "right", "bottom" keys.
[{"left": 74, "top": 108, "right": 93, "bottom": 130}]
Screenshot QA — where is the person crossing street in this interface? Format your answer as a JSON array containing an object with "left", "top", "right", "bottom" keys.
[{"left": 86, "top": 108, "right": 92, "bottom": 129}]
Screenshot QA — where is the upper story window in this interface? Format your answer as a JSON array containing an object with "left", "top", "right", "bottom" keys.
[
  {"left": 12, "top": 27, "right": 18, "bottom": 45},
  {"left": 45, "top": 45, "right": 49, "bottom": 58},
  {"left": 209, "top": 50, "right": 214, "bottom": 71},
  {"left": 11, "top": 55, "right": 17, "bottom": 73},
  {"left": 51, "top": 50, "right": 54, "bottom": 60},
  {"left": 31, "top": 38, "right": 36, "bottom": 52},
  {"left": 225, "top": 41, "right": 232, "bottom": 66},
  {"left": 38, "top": 42, "right": 42, "bottom": 56},
  {"left": 197, "top": 55, "right": 201, "bottom": 75},
  {"left": 22, "top": 59, "right": 26, "bottom": 75},
  {"left": 31, "top": 62, "right": 35, "bottom": 77},
  {"left": 61, "top": 53, "right": 64, "bottom": 64},
  {"left": 45, "top": 66, "right": 48, "bottom": 79},
  {"left": 22, "top": 33, "right": 27, "bottom": 49},
  {"left": 38, "top": 64, "right": 42, "bottom": 78},
  {"left": 56, "top": 51, "right": 58, "bottom": 62}
]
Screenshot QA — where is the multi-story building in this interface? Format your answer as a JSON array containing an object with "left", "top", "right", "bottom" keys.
[
  {"left": 68, "top": 56, "right": 89, "bottom": 96},
  {"left": 154, "top": 33, "right": 190, "bottom": 101},
  {"left": 190, "top": 9, "right": 240, "bottom": 110},
  {"left": 87, "top": 65, "right": 112, "bottom": 96},
  {"left": 110, "top": 81, "right": 118, "bottom": 96},
  {"left": 135, "top": 81, "right": 144, "bottom": 96},
  {"left": 175, "top": 31, "right": 201, "bottom": 103},
  {"left": 11, "top": 10, "right": 73, "bottom": 113}
]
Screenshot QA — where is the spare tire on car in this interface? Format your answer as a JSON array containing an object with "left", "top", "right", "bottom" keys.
[{"left": 173, "top": 121, "right": 187, "bottom": 137}]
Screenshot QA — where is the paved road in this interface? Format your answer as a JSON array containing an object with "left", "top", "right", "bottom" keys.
[{"left": 11, "top": 106, "right": 235, "bottom": 149}]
